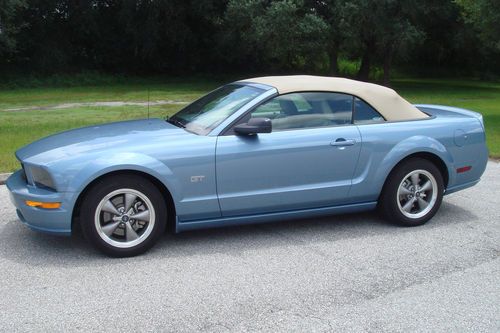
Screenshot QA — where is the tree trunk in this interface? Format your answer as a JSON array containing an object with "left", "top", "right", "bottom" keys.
[
  {"left": 383, "top": 45, "right": 394, "bottom": 86},
  {"left": 357, "top": 40, "right": 375, "bottom": 81},
  {"left": 329, "top": 46, "right": 339, "bottom": 76},
  {"left": 357, "top": 52, "right": 371, "bottom": 81}
]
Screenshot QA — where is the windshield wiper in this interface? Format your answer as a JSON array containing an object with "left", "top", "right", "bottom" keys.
[{"left": 166, "top": 116, "right": 186, "bottom": 128}]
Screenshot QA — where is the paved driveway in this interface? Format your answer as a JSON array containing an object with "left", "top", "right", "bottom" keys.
[{"left": 0, "top": 162, "right": 499, "bottom": 332}]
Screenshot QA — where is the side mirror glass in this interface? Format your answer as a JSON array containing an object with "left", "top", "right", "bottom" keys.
[{"left": 234, "top": 117, "right": 272, "bottom": 135}]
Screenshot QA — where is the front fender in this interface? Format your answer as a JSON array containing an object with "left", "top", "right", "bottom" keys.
[
  {"left": 65, "top": 152, "right": 182, "bottom": 207},
  {"left": 51, "top": 135, "right": 220, "bottom": 223}
]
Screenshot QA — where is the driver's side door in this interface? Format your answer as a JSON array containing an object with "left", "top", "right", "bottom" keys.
[{"left": 215, "top": 92, "right": 362, "bottom": 217}]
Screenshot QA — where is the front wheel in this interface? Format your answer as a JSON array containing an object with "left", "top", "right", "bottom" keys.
[
  {"left": 80, "top": 174, "right": 167, "bottom": 257},
  {"left": 380, "top": 158, "right": 444, "bottom": 226}
]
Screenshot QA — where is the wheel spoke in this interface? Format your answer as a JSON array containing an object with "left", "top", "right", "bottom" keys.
[
  {"left": 417, "top": 198, "right": 429, "bottom": 210},
  {"left": 399, "top": 186, "right": 412, "bottom": 196},
  {"left": 102, "top": 200, "right": 120, "bottom": 216},
  {"left": 130, "top": 210, "right": 150, "bottom": 222},
  {"left": 420, "top": 180, "right": 432, "bottom": 192},
  {"left": 402, "top": 198, "right": 415, "bottom": 212},
  {"left": 410, "top": 173, "right": 420, "bottom": 186},
  {"left": 125, "top": 223, "right": 139, "bottom": 241},
  {"left": 101, "top": 221, "right": 121, "bottom": 236},
  {"left": 124, "top": 193, "right": 137, "bottom": 213}
]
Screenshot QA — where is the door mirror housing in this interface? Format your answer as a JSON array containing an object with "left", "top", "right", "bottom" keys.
[{"left": 234, "top": 117, "right": 272, "bottom": 135}]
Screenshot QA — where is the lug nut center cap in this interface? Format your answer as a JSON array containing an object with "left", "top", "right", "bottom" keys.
[{"left": 121, "top": 215, "right": 130, "bottom": 222}]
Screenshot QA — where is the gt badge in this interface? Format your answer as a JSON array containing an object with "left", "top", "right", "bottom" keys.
[{"left": 190, "top": 175, "right": 205, "bottom": 183}]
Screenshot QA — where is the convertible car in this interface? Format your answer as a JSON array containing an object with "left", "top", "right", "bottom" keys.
[{"left": 7, "top": 76, "right": 488, "bottom": 256}]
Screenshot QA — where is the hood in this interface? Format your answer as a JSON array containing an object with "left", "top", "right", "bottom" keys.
[{"left": 16, "top": 118, "right": 188, "bottom": 165}]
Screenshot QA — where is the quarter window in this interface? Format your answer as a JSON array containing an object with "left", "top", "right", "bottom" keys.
[
  {"left": 249, "top": 92, "right": 353, "bottom": 131},
  {"left": 353, "top": 97, "right": 385, "bottom": 124}
]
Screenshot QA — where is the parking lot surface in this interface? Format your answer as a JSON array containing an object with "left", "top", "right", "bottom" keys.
[{"left": 0, "top": 162, "right": 499, "bottom": 332}]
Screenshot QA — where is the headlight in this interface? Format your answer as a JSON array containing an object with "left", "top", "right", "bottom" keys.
[{"left": 25, "top": 165, "right": 56, "bottom": 191}]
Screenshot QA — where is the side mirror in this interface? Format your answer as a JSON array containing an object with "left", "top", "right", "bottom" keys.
[{"left": 234, "top": 117, "right": 272, "bottom": 135}]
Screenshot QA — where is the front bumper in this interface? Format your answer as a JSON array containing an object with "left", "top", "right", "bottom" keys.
[{"left": 6, "top": 170, "right": 75, "bottom": 235}]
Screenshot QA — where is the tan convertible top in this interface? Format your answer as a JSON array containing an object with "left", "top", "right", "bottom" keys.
[{"left": 239, "top": 75, "right": 428, "bottom": 121}]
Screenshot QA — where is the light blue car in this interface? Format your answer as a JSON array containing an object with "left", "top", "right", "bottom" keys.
[{"left": 7, "top": 76, "right": 488, "bottom": 256}]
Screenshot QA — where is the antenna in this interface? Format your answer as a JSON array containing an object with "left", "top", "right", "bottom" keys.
[{"left": 147, "top": 88, "right": 150, "bottom": 119}]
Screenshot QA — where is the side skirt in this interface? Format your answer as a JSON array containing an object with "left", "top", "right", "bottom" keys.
[
  {"left": 175, "top": 201, "right": 377, "bottom": 233},
  {"left": 444, "top": 179, "right": 480, "bottom": 196}
]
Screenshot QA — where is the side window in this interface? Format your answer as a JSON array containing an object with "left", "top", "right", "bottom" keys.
[
  {"left": 353, "top": 97, "right": 385, "bottom": 124},
  {"left": 250, "top": 92, "right": 353, "bottom": 131}
]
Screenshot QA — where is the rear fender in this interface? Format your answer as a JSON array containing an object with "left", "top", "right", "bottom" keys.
[{"left": 375, "top": 136, "right": 455, "bottom": 194}]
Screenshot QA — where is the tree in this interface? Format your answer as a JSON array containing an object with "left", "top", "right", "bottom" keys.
[
  {"left": 403, "top": 0, "right": 468, "bottom": 73},
  {"left": 254, "top": 0, "right": 329, "bottom": 70},
  {"left": 339, "top": 0, "right": 425, "bottom": 83},
  {"left": 374, "top": 1, "right": 424, "bottom": 84},
  {"left": 218, "top": 0, "right": 265, "bottom": 71},
  {"left": 338, "top": 0, "right": 375, "bottom": 81},
  {"left": 0, "top": 0, "right": 26, "bottom": 65},
  {"left": 221, "top": 0, "right": 328, "bottom": 72},
  {"left": 305, "top": 0, "right": 346, "bottom": 75},
  {"left": 456, "top": 0, "right": 500, "bottom": 52},
  {"left": 0, "top": 0, "right": 497, "bottom": 77}
]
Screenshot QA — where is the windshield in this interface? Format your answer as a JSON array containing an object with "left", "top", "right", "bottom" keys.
[{"left": 168, "top": 84, "right": 264, "bottom": 135}]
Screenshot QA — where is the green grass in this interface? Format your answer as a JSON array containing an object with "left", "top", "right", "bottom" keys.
[
  {"left": 0, "top": 78, "right": 498, "bottom": 172},
  {"left": 0, "top": 80, "right": 221, "bottom": 172},
  {"left": 0, "top": 79, "right": 219, "bottom": 109}
]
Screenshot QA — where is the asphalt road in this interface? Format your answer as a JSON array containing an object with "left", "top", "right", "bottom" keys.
[{"left": 0, "top": 162, "right": 499, "bottom": 332}]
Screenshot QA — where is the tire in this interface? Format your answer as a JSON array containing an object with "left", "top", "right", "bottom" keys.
[
  {"left": 379, "top": 158, "right": 444, "bottom": 227},
  {"left": 80, "top": 174, "right": 167, "bottom": 257}
]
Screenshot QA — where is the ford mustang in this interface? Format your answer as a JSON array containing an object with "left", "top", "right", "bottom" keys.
[{"left": 6, "top": 76, "right": 488, "bottom": 256}]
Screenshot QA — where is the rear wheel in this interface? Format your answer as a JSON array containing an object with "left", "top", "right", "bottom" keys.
[
  {"left": 80, "top": 174, "right": 167, "bottom": 257},
  {"left": 380, "top": 158, "right": 444, "bottom": 226}
]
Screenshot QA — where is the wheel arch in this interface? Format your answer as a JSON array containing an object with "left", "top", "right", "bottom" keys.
[
  {"left": 381, "top": 152, "right": 449, "bottom": 197},
  {"left": 72, "top": 170, "right": 177, "bottom": 233}
]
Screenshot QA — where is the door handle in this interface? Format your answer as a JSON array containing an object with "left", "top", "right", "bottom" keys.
[{"left": 330, "top": 138, "right": 356, "bottom": 147}]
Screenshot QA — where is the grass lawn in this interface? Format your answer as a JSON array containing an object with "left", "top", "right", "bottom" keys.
[{"left": 0, "top": 78, "right": 498, "bottom": 172}]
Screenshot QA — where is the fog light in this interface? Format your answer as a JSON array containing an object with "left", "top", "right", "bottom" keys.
[{"left": 25, "top": 201, "right": 61, "bottom": 209}]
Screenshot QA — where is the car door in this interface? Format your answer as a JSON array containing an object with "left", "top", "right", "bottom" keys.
[{"left": 215, "top": 92, "right": 362, "bottom": 217}]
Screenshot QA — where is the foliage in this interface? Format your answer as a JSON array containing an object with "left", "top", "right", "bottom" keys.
[
  {"left": 222, "top": 0, "right": 329, "bottom": 71},
  {"left": 255, "top": 1, "right": 329, "bottom": 69},
  {"left": 336, "top": 0, "right": 425, "bottom": 82},
  {"left": 0, "top": 0, "right": 498, "bottom": 81},
  {"left": 0, "top": 0, "right": 26, "bottom": 58},
  {"left": 454, "top": 0, "right": 500, "bottom": 75},
  {"left": 455, "top": 0, "right": 500, "bottom": 52}
]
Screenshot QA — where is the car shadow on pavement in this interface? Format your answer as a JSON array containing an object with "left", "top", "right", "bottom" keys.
[{"left": 0, "top": 201, "right": 476, "bottom": 266}]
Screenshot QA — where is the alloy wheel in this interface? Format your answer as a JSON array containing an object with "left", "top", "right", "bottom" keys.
[{"left": 94, "top": 188, "right": 156, "bottom": 248}]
